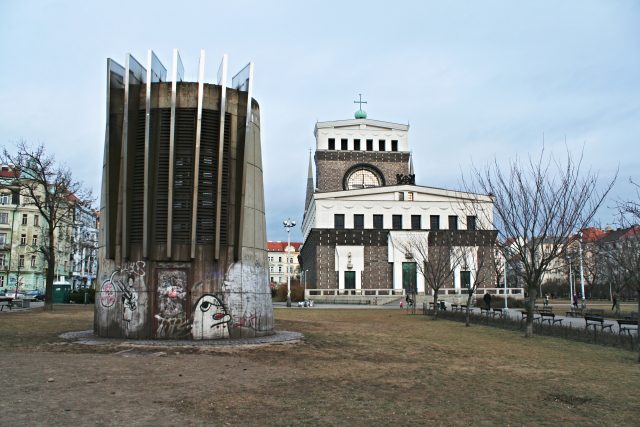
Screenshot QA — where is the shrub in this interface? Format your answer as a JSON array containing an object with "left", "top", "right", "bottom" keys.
[
  {"left": 275, "top": 280, "right": 305, "bottom": 302},
  {"left": 476, "top": 296, "right": 525, "bottom": 309},
  {"left": 69, "top": 288, "right": 95, "bottom": 304}
]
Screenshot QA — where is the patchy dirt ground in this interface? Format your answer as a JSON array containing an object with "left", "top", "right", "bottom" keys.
[{"left": 0, "top": 305, "right": 639, "bottom": 426}]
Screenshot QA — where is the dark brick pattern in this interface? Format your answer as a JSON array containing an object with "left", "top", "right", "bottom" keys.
[
  {"left": 300, "top": 229, "right": 497, "bottom": 290},
  {"left": 315, "top": 150, "right": 410, "bottom": 192}
]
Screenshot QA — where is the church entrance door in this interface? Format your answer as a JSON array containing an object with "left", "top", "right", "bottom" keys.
[
  {"left": 402, "top": 262, "right": 417, "bottom": 293},
  {"left": 344, "top": 271, "right": 356, "bottom": 289}
]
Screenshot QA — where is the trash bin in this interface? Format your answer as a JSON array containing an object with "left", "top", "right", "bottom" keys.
[{"left": 21, "top": 299, "right": 30, "bottom": 309}]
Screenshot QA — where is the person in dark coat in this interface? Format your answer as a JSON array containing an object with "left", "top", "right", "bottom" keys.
[{"left": 483, "top": 292, "right": 492, "bottom": 310}]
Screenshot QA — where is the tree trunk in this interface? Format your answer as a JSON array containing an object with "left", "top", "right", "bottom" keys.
[
  {"left": 525, "top": 287, "right": 537, "bottom": 338},
  {"left": 432, "top": 294, "right": 439, "bottom": 320},
  {"left": 44, "top": 230, "right": 55, "bottom": 311},
  {"left": 637, "top": 289, "right": 640, "bottom": 363},
  {"left": 465, "top": 292, "right": 473, "bottom": 326}
]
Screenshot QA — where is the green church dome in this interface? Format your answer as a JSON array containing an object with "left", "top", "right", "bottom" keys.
[{"left": 354, "top": 109, "right": 367, "bottom": 119}]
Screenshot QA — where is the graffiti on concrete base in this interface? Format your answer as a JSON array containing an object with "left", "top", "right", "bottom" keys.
[
  {"left": 192, "top": 294, "right": 231, "bottom": 340},
  {"left": 155, "top": 270, "right": 189, "bottom": 339},
  {"left": 99, "top": 262, "right": 146, "bottom": 329}
]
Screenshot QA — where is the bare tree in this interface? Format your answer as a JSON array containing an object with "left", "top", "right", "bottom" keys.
[
  {"left": 1, "top": 142, "right": 92, "bottom": 309},
  {"left": 617, "top": 180, "right": 640, "bottom": 362},
  {"left": 619, "top": 179, "right": 640, "bottom": 221},
  {"left": 463, "top": 243, "right": 496, "bottom": 326},
  {"left": 467, "top": 149, "right": 615, "bottom": 337},
  {"left": 397, "top": 233, "right": 467, "bottom": 319}
]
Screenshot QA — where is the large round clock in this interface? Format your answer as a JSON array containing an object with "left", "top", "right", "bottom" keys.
[{"left": 345, "top": 167, "right": 382, "bottom": 190}]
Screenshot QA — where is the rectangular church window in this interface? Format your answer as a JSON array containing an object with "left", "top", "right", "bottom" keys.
[
  {"left": 366, "top": 139, "right": 373, "bottom": 151},
  {"left": 373, "top": 214, "right": 383, "bottom": 230},
  {"left": 341, "top": 139, "right": 348, "bottom": 150},
  {"left": 354, "top": 139, "right": 361, "bottom": 150},
  {"left": 354, "top": 214, "right": 364, "bottom": 230},
  {"left": 334, "top": 214, "right": 345, "bottom": 229},
  {"left": 379, "top": 140, "right": 386, "bottom": 151},
  {"left": 391, "top": 140, "right": 398, "bottom": 151},
  {"left": 328, "top": 138, "right": 335, "bottom": 150},
  {"left": 411, "top": 215, "right": 421, "bottom": 230},
  {"left": 392, "top": 215, "right": 402, "bottom": 230},
  {"left": 460, "top": 271, "right": 471, "bottom": 288},
  {"left": 449, "top": 215, "right": 458, "bottom": 230},
  {"left": 430, "top": 215, "right": 440, "bottom": 230},
  {"left": 467, "top": 215, "right": 477, "bottom": 230}
]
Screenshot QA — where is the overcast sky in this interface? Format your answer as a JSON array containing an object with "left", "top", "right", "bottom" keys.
[{"left": 1, "top": 0, "right": 638, "bottom": 241}]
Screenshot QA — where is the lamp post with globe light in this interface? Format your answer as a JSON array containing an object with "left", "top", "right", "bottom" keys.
[{"left": 283, "top": 218, "right": 296, "bottom": 307}]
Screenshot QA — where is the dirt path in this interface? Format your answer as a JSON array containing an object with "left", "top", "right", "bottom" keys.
[{"left": 0, "top": 305, "right": 639, "bottom": 426}]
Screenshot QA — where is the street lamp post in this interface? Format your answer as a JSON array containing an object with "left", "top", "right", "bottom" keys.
[
  {"left": 283, "top": 218, "right": 296, "bottom": 307},
  {"left": 578, "top": 231, "right": 586, "bottom": 308},
  {"left": 304, "top": 269, "right": 309, "bottom": 303},
  {"left": 566, "top": 256, "right": 573, "bottom": 304},
  {"left": 503, "top": 251, "right": 508, "bottom": 309}
]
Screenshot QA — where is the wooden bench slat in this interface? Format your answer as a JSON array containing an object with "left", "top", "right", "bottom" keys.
[{"left": 584, "top": 315, "right": 613, "bottom": 332}]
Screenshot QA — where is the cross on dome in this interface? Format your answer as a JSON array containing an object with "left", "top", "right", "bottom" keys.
[{"left": 353, "top": 93, "right": 367, "bottom": 119}]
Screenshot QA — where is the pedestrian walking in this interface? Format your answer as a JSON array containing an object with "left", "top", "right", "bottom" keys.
[
  {"left": 483, "top": 292, "right": 492, "bottom": 310},
  {"left": 611, "top": 292, "right": 619, "bottom": 314},
  {"left": 544, "top": 294, "right": 549, "bottom": 306}
]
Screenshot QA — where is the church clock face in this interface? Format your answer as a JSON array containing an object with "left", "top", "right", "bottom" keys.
[{"left": 345, "top": 167, "right": 382, "bottom": 190}]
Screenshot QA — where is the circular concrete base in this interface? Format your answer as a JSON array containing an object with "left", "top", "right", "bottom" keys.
[{"left": 60, "top": 330, "right": 303, "bottom": 348}]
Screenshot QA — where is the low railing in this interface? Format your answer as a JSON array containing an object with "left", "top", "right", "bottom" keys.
[
  {"left": 305, "top": 287, "right": 525, "bottom": 299},
  {"left": 306, "top": 289, "right": 405, "bottom": 297},
  {"left": 436, "top": 287, "right": 524, "bottom": 296}
]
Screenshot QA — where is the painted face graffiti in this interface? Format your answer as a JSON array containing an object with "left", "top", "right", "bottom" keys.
[{"left": 192, "top": 294, "right": 231, "bottom": 340}]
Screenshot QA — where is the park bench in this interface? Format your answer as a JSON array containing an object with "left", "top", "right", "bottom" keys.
[
  {"left": 565, "top": 310, "right": 578, "bottom": 317},
  {"left": 492, "top": 308, "right": 504, "bottom": 318},
  {"left": 586, "top": 308, "right": 605, "bottom": 317},
  {"left": 520, "top": 310, "right": 539, "bottom": 323},
  {"left": 0, "top": 298, "right": 13, "bottom": 311},
  {"left": 539, "top": 312, "right": 563, "bottom": 325},
  {"left": 460, "top": 304, "right": 470, "bottom": 312},
  {"left": 584, "top": 315, "right": 613, "bottom": 332},
  {"left": 451, "top": 304, "right": 459, "bottom": 312},
  {"left": 616, "top": 319, "right": 638, "bottom": 335},
  {"left": 480, "top": 307, "right": 492, "bottom": 316}
]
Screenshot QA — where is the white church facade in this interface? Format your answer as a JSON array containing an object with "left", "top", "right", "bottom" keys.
[{"left": 300, "top": 103, "right": 505, "bottom": 302}]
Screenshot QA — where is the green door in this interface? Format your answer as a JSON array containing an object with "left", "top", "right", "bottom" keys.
[
  {"left": 344, "top": 271, "right": 356, "bottom": 289},
  {"left": 402, "top": 262, "right": 417, "bottom": 293}
]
